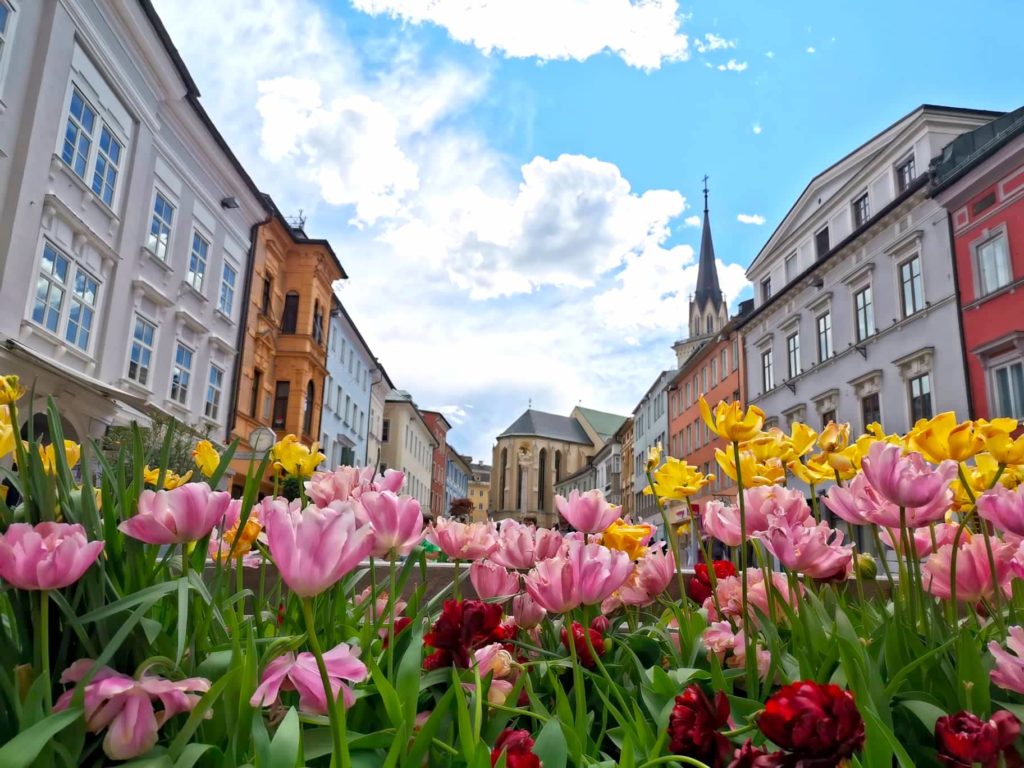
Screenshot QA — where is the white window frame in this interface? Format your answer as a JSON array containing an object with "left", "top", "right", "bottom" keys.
[
  {"left": 853, "top": 283, "right": 875, "bottom": 342},
  {"left": 899, "top": 254, "right": 924, "bottom": 318},
  {"left": 61, "top": 87, "right": 96, "bottom": 180},
  {"left": 58, "top": 83, "right": 127, "bottom": 210},
  {"left": 816, "top": 311, "right": 833, "bottom": 362},
  {"left": 187, "top": 228, "right": 210, "bottom": 293},
  {"left": 908, "top": 372, "right": 933, "bottom": 422},
  {"left": 127, "top": 314, "right": 157, "bottom": 387},
  {"left": 65, "top": 267, "right": 99, "bottom": 352},
  {"left": 895, "top": 154, "right": 916, "bottom": 194},
  {"left": 170, "top": 341, "right": 194, "bottom": 405},
  {"left": 991, "top": 357, "right": 1024, "bottom": 421},
  {"left": 205, "top": 364, "right": 224, "bottom": 421},
  {"left": 784, "top": 252, "right": 797, "bottom": 282},
  {"left": 0, "top": 0, "right": 19, "bottom": 92},
  {"left": 851, "top": 192, "right": 870, "bottom": 228},
  {"left": 786, "top": 331, "right": 801, "bottom": 378},
  {"left": 91, "top": 124, "right": 123, "bottom": 207},
  {"left": 972, "top": 228, "right": 1012, "bottom": 298},
  {"left": 761, "top": 348, "right": 774, "bottom": 392},
  {"left": 219, "top": 261, "right": 237, "bottom": 316},
  {"left": 30, "top": 240, "right": 102, "bottom": 354},
  {"left": 146, "top": 188, "right": 176, "bottom": 261}
]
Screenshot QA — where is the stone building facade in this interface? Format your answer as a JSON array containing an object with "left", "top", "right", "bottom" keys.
[
  {"left": 380, "top": 391, "right": 436, "bottom": 513},
  {"left": 321, "top": 296, "right": 374, "bottom": 468}
]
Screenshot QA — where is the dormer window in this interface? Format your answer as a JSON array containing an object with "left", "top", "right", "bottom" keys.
[{"left": 852, "top": 193, "right": 870, "bottom": 228}]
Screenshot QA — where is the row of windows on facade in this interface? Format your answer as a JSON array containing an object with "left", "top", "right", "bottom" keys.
[
  {"left": 401, "top": 468, "right": 428, "bottom": 509},
  {"left": 240, "top": 369, "right": 318, "bottom": 437},
  {"left": 758, "top": 156, "right": 918, "bottom": 303},
  {"left": 669, "top": 339, "right": 741, "bottom": 421},
  {"left": 323, "top": 375, "right": 366, "bottom": 436},
  {"left": 126, "top": 314, "right": 224, "bottom": 421},
  {"left": 329, "top": 332, "right": 371, "bottom": 391},
  {"left": 758, "top": 254, "right": 926, "bottom": 394}
]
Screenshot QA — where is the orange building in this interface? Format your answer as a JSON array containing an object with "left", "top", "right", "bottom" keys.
[{"left": 228, "top": 201, "right": 346, "bottom": 492}]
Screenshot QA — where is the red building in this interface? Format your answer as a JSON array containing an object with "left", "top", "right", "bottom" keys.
[
  {"left": 420, "top": 411, "right": 452, "bottom": 518},
  {"left": 931, "top": 107, "right": 1024, "bottom": 421}
]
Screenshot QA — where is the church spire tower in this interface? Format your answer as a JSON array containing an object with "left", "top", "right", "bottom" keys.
[{"left": 688, "top": 176, "right": 727, "bottom": 339}]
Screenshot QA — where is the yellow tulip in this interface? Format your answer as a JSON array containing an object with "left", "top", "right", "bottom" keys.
[
  {"left": 601, "top": 518, "right": 653, "bottom": 560},
  {"left": 984, "top": 432, "right": 1024, "bottom": 466},
  {"left": 143, "top": 466, "right": 193, "bottom": 489},
  {"left": 644, "top": 457, "right": 713, "bottom": 500},
  {"left": 221, "top": 515, "right": 263, "bottom": 559},
  {"left": 193, "top": 440, "right": 221, "bottom": 477},
  {"left": 818, "top": 421, "right": 850, "bottom": 453},
  {"left": 908, "top": 412, "right": 986, "bottom": 463},
  {"left": 645, "top": 442, "right": 663, "bottom": 472},
  {"left": 38, "top": 440, "right": 80, "bottom": 474},
  {"left": 715, "top": 448, "right": 784, "bottom": 487},
  {"left": 745, "top": 428, "right": 797, "bottom": 464},
  {"left": 788, "top": 422, "right": 819, "bottom": 458},
  {"left": 699, "top": 397, "right": 765, "bottom": 443},
  {"left": 0, "top": 375, "right": 25, "bottom": 405},
  {"left": 787, "top": 455, "right": 835, "bottom": 485},
  {"left": 271, "top": 435, "right": 324, "bottom": 477},
  {"left": 823, "top": 444, "right": 863, "bottom": 479},
  {"left": 0, "top": 414, "right": 13, "bottom": 460}
]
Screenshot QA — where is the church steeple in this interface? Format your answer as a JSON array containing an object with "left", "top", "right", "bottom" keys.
[{"left": 693, "top": 175, "right": 723, "bottom": 312}]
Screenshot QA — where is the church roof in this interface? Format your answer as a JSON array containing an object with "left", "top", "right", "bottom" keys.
[
  {"left": 497, "top": 409, "right": 593, "bottom": 445},
  {"left": 693, "top": 190, "right": 723, "bottom": 311},
  {"left": 574, "top": 407, "right": 628, "bottom": 442}
]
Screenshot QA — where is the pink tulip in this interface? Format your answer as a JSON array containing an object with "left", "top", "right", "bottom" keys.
[
  {"left": 978, "top": 485, "right": 1024, "bottom": 537},
  {"left": 490, "top": 519, "right": 563, "bottom": 570},
  {"left": 0, "top": 523, "right": 104, "bottom": 590},
  {"left": 704, "top": 570, "right": 799, "bottom": 625},
  {"left": 470, "top": 560, "right": 520, "bottom": 600},
  {"left": 473, "top": 643, "right": 515, "bottom": 679},
  {"left": 879, "top": 523, "right": 958, "bottom": 558},
  {"left": 120, "top": 482, "right": 240, "bottom": 545},
  {"left": 554, "top": 489, "right": 620, "bottom": 534},
  {"left": 264, "top": 500, "right": 374, "bottom": 597},
  {"left": 609, "top": 545, "right": 677, "bottom": 610},
  {"left": 990, "top": 626, "right": 1024, "bottom": 695},
  {"left": 744, "top": 485, "right": 812, "bottom": 530},
  {"left": 512, "top": 592, "right": 546, "bottom": 629},
  {"left": 758, "top": 518, "right": 853, "bottom": 581},
  {"left": 575, "top": 541, "right": 633, "bottom": 605},
  {"left": 701, "top": 622, "right": 770, "bottom": 679},
  {"left": 355, "top": 586, "right": 407, "bottom": 619},
  {"left": 251, "top": 642, "right": 367, "bottom": 714},
  {"left": 825, "top": 471, "right": 951, "bottom": 529},
  {"left": 54, "top": 660, "right": 209, "bottom": 761},
  {"left": 426, "top": 518, "right": 497, "bottom": 560},
  {"left": 524, "top": 555, "right": 580, "bottom": 613},
  {"left": 922, "top": 534, "right": 1015, "bottom": 602},
  {"left": 701, "top": 500, "right": 744, "bottom": 547},
  {"left": 305, "top": 466, "right": 405, "bottom": 506},
  {"left": 861, "top": 442, "right": 957, "bottom": 510},
  {"left": 360, "top": 491, "right": 423, "bottom": 557}
]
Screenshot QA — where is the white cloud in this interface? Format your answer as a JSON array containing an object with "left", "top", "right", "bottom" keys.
[
  {"left": 716, "top": 59, "right": 748, "bottom": 73},
  {"left": 752, "top": 122, "right": 763, "bottom": 135},
  {"left": 683, "top": 215, "right": 702, "bottom": 227},
  {"left": 765, "top": 50, "right": 775, "bottom": 59},
  {"left": 350, "top": 0, "right": 690, "bottom": 70},
  {"left": 737, "top": 213, "right": 766, "bottom": 225},
  {"left": 806, "top": 46, "right": 816, "bottom": 54},
  {"left": 693, "top": 33, "right": 735, "bottom": 54},
  {"left": 430, "top": 405, "right": 472, "bottom": 426}
]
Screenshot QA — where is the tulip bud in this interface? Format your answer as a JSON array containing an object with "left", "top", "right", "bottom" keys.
[
  {"left": 646, "top": 443, "right": 663, "bottom": 472},
  {"left": 855, "top": 553, "right": 877, "bottom": 580},
  {"left": 0, "top": 374, "right": 24, "bottom": 405}
]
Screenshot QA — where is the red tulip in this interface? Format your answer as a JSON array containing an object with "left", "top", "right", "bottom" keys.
[
  {"left": 668, "top": 683, "right": 732, "bottom": 767},
  {"left": 726, "top": 739, "right": 785, "bottom": 768},
  {"left": 560, "top": 620, "right": 605, "bottom": 668},
  {"left": 423, "top": 599, "right": 506, "bottom": 669},
  {"left": 689, "top": 560, "right": 737, "bottom": 603},
  {"left": 490, "top": 728, "right": 540, "bottom": 768},
  {"left": 757, "top": 681, "right": 864, "bottom": 763},
  {"left": 935, "top": 710, "right": 1021, "bottom": 767}
]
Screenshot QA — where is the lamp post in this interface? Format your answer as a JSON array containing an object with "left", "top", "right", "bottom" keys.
[{"left": 249, "top": 426, "right": 276, "bottom": 456}]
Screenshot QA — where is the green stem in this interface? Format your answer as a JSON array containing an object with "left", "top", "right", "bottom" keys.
[
  {"left": 565, "top": 613, "right": 588, "bottom": 746},
  {"left": 387, "top": 550, "right": 398, "bottom": 679},
  {"left": 302, "top": 597, "right": 348, "bottom": 768},
  {"left": 731, "top": 440, "right": 756, "bottom": 696},
  {"left": 453, "top": 558, "right": 461, "bottom": 601},
  {"left": 645, "top": 469, "right": 690, "bottom": 621},
  {"left": 38, "top": 590, "right": 51, "bottom": 710},
  {"left": 637, "top": 756, "right": 712, "bottom": 768}
]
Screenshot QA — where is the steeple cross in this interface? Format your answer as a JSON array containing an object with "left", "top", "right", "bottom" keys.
[{"left": 702, "top": 175, "right": 710, "bottom": 213}]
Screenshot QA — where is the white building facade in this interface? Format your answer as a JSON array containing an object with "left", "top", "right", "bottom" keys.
[
  {"left": 631, "top": 370, "right": 672, "bottom": 522},
  {"left": 0, "top": 0, "right": 264, "bottom": 442},
  {"left": 738, "top": 106, "right": 998, "bottom": 438},
  {"left": 379, "top": 392, "right": 436, "bottom": 512},
  {"left": 366, "top": 364, "right": 393, "bottom": 472},
  {"left": 321, "top": 298, "right": 374, "bottom": 468}
]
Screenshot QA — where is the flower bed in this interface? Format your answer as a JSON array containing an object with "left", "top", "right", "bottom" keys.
[{"left": 1, "top": 376, "right": 1024, "bottom": 767}]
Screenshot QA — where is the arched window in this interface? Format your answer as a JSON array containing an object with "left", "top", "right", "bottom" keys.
[
  {"left": 537, "top": 449, "right": 547, "bottom": 511},
  {"left": 554, "top": 450, "right": 562, "bottom": 483},
  {"left": 499, "top": 448, "right": 508, "bottom": 508},
  {"left": 303, "top": 379, "right": 315, "bottom": 435},
  {"left": 516, "top": 464, "right": 525, "bottom": 510},
  {"left": 281, "top": 292, "right": 299, "bottom": 334},
  {"left": 312, "top": 300, "right": 324, "bottom": 344},
  {"left": 693, "top": 316, "right": 700, "bottom": 335}
]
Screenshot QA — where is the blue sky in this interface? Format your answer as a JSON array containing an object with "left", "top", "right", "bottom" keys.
[{"left": 154, "top": 0, "right": 1021, "bottom": 462}]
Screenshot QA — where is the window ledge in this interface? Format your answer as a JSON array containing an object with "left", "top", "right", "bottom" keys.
[
  {"left": 163, "top": 398, "right": 191, "bottom": 417},
  {"left": 142, "top": 247, "right": 174, "bottom": 273},
  {"left": 20, "top": 320, "right": 96, "bottom": 365},
  {"left": 120, "top": 377, "right": 153, "bottom": 396},
  {"left": 49, "top": 154, "right": 122, "bottom": 228},
  {"left": 214, "top": 308, "right": 235, "bottom": 326},
  {"left": 179, "top": 281, "right": 209, "bottom": 303}
]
